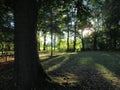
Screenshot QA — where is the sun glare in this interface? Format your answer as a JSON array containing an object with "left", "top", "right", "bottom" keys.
[{"left": 83, "top": 28, "right": 94, "bottom": 37}]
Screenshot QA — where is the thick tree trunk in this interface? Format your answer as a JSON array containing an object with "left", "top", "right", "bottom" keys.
[{"left": 14, "top": 0, "right": 50, "bottom": 89}]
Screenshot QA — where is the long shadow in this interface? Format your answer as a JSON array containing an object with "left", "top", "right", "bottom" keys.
[
  {"left": 42, "top": 51, "right": 120, "bottom": 90},
  {"left": 41, "top": 54, "right": 70, "bottom": 73},
  {"left": 40, "top": 55, "right": 60, "bottom": 63},
  {"left": 92, "top": 52, "right": 120, "bottom": 77},
  {"left": 0, "top": 52, "right": 120, "bottom": 90}
]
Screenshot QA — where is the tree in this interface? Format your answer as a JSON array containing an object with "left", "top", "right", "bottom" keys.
[
  {"left": 103, "top": 0, "right": 120, "bottom": 50},
  {"left": 14, "top": 0, "right": 50, "bottom": 89},
  {"left": 0, "top": 0, "right": 14, "bottom": 58},
  {"left": 38, "top": 0, "right": 65, "bottom": 55},
  {"left": 43, "top": 31, "right": 47, "bottom": 51},
  {"left": 90, "top": 0, "right": 104, "bottom": 50}
]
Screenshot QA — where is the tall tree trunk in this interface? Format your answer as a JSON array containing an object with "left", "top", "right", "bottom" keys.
[
  {"left": 39, "top": 32, "right": 41, "bottom": 51},
  {"left": 43, "top": 32, "right": 46, "bottom": 51},
  {"left": 37, "top": 31, "right": 40, "bottom": 51},
  {"left": 93, "top": 29, "right": 97, "bottom": 50},
  {"left": 113, "top": 38, "right": 117, "bottom": 49},
  {"left": 14, "top": 0, "right": 50, "bottom": 89},
  {"left": 50, "top": 29, "right": 53, "bottom": 56},
  {"left": 66, "top": 13, "right": 70, "bottom": 52},
  {"left": 93, "top": 35, "right": 97, "bottom": 50},
  {"left": 67, "top": 24, "right": 70, "bottom": 51},
  {"left": 81, "top": 30, "right": 85, "bottom": 51},
  {"left": 108, "top": 24, "right": 112, "bottom": 49},
  {"left": 1, "top": 42, "right": 4, "bottom": 56},
  {"left": 73, "top": 21, "right": 77, "bottom": 52},
  {"left": 53, "top": 34, "right": 56, "bottom": 51},
  {"left": 50, "top": 9, "right": 53, "bottom": 56}
]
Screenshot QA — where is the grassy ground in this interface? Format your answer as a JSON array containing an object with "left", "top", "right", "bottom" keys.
[
  {"left": 0, "top": 51, "right": 120, "bottom": 90},
  {"left": 41, "top": 51, "right": 120, "bottom": 90}
]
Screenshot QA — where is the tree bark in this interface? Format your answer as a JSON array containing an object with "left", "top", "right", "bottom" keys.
[
  {"left": 81, "top": 30, "right": 85, "bottom": 51},
  {"left": 53, "top": 34, "right": 56, "bottom": 51},
  {"left": 43, "top": 32, "right": 46, "bottom": 51},
  {"left": 93, "top": 31, "right": 97, "bottom": 50},
  {"left": 14, "top": 0, "right": 50, "bottom": 89},
  {"left": 73, "top": 21, "right": 77, "bottom": 52},
  {"left": 51, "top": 29, "right": 53, "bottom": 56},
  {"left": 67, "top": 24, "right": 70, "bottom": 51},
  {"left": 66, "top": 13, "right": 70, "bottom": 51},
  {"left": 50, "top": 9, "right": 53, "bottom": 56}
]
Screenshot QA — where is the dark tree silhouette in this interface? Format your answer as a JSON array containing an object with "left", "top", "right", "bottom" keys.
[{"left": 14, "top": 0, "right": 50, "bottom": 89}]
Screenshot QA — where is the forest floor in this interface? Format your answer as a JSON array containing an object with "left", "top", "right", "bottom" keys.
[
  {"left": 0, "top": 51, "right": 120, "bottom": 90},
  {"left": 41, "top": 51, "right": 120, "bottom": 90}
]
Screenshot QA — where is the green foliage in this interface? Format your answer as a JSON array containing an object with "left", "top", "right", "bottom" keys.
[
  {"left": 76, "top": 39, "right": 82, "bottom": 51},
  {"left": 103, "top": 0, "right": 120, "bottom": 26},
  {"left": 101, "top": 0, "right": 120, "bottom": 50},
  {"left": 0, "top": 0, "right": 120, "bottom": 52},
  {"left": 0, "top": 31, "right": 14, "bottom": 51}
]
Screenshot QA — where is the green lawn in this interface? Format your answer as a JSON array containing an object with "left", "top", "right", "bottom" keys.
[
  {"left": 0, "top": 51, "right": 120, "bottom": 90},
  {"left": 41, "top": 51, "right": 120, "bottom": 90}
]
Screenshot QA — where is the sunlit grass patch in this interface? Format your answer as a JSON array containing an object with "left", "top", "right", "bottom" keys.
[
  {"left": 46, "top": 55, "right": 69, "bottom": 72},
  {"left": 79, "top": 57, "right": 94, "bottom": 65},
  {"left": 95, "top": 63, "right": 120, "bottom": 88},
  {"left": 41, "top": 51, "right": 120, "bottom": 89},
  {"left": 39, "top": 52, "right": 66, "bottom": 60}
]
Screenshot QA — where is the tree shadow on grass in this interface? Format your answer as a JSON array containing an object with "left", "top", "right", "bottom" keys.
[
  {"left": 42, "top": 51, "right": 120, "bottom": 90},
  {"left": 0, "top": 51, "right": 120, "bottom": 90},
  {"left": 97, "top": 52, "right": 120, "bottom": 77}
]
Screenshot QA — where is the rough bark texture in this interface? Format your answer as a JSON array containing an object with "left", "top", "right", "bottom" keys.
[{"left": 14, "top": 0, "right": 50, "bottom": 89}]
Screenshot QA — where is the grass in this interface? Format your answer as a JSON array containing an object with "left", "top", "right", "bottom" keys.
[
  {"left": 0, "top": 51, "right": 120, "bottom": 90},
  {"left": 41, "top": 51, "right": 120, "bottom": 89}
]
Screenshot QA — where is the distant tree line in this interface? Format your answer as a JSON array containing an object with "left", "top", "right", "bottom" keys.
[{"left": 0, "top": 0, "right": 120, "bottom": 55}]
